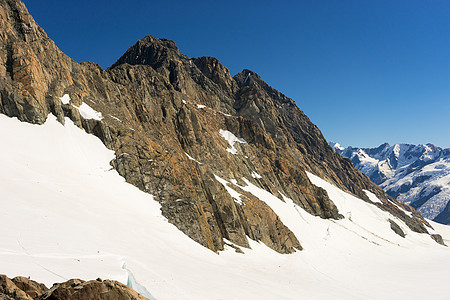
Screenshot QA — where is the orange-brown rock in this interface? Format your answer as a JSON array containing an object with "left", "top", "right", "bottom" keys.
[
  {"left": 0, "top": 0, "right": 441, "bottom": 254},
  {"left": 0, "top": 275, "right": 148, "bottom": 300},
  {"left": 41, "top": 278, "right": 148, "bottom": 300},
  {"left": 236, "top": 188, "right": 302, "bottom": 253},
  {"left": 10, "top": 277, "right": 47, "bottom": 299},
  {"left": 0, "top": 275, "right": 34, "bottom": 300}
]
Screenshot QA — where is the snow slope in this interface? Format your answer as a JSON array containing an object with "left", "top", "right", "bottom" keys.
[
  {"left": 2, "top": 114, "right": 450, "bottom": 300},
  {"left": 330, "top": 142, "right": 450, "bottom": 223}
]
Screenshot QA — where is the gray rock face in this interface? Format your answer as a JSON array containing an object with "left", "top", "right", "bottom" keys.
[
  {"left": 330, "top": 142, "right": 450, "bottom": 224},
  {"left": 0, "top": 0, "right": 442, "bottom": 254},
  {"left": 388, "top": 219, "right": 406, "bottom": 238}
]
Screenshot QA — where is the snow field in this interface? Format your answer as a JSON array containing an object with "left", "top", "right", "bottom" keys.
[{"left": 1, "top": 114, "right": 450, "bottom": 299}]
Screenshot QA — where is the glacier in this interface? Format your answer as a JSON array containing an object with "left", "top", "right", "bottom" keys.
[{"left": 1, "top": 114, "right": 450, "bottom": 299}]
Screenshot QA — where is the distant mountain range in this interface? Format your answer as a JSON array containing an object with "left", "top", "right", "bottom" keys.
[{"left": 330, "top": 142, "right": 450, "bottom": 224}]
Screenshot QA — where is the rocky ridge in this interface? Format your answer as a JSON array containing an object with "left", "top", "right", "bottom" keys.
[
  {"left": 0, "top": 275, "right": 148, "bottom": 300},
  {"left": 0, "top": 0, "right": 442, "bottom": 254},
  {"left": 330, "top": 142, "right": 450, "bottom": 224}
]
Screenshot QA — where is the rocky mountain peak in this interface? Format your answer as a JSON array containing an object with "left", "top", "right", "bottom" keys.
[
  {"left": 425, "top": 143, "right": 442, "bottom": 152},
  {"left": 2, "top": 2, "right": 450, "bottom": 298},
  {"left": 0, "top": 0, "right": 442, "bottom": 257},
  {"left": 233, "top": 69, "right": 296, "bottom": 107},
  {"left": 234, "top": 69, "right": 260, "bottom": 87},
  {"left": 376, "top": 142, "right": 391, "bottom": 152},
  {"left": 109, "top": 34, "right": 183, "bottom": 70}
]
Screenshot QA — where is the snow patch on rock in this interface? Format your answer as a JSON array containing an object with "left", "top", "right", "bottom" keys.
[
  {"left": 219, "top": 129, "right": 247, "bottom": 155},
  {"left": 75, "top": 103, "right": 103, "bottom": 121},
  {"left": 59, "top": 94, "right": 71, "bottom": 105}
]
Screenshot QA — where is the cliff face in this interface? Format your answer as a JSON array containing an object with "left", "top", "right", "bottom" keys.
[{"left": 0, "top": 0, "right": 439, "bottom": 253}]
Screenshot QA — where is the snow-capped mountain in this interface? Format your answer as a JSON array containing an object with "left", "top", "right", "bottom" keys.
[
  {"left": 1, "top": 0, "right": 450, "bottom": 299},
  {"left": 330, "top": 142, "right": 450, "bottom": 224}
]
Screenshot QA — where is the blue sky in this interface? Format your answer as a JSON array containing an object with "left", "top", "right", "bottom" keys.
[{"left": 23, "top": 0, "right": 450, "bottom": 148}]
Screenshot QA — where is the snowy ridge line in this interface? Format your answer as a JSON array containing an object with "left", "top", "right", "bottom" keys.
[{"left": 330, "top": 141, "right": 450, "bottom": 222}]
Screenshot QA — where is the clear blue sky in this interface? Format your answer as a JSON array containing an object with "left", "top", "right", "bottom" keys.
[{"left": 23, "top": 0, "right": 450, "bottom": 148}]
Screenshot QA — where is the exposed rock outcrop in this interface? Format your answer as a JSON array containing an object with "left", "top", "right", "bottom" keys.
[
  {"left": 10, "top": 277, "right": 47, "bottom": 299},
  {"left": 388, "top": 219, "right": 406, "bottom": 238},
  {"left": 0, "top": 275, "right": 35, "bottom": 300},
  {"left": 0, "top": 0, "right": 442, "bottom": 253},
  {"left": 0, "top": 275, "right": 148, "bottom": 300}
]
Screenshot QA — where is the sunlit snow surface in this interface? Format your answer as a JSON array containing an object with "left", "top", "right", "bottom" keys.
[
  {"left": 75, "top": 103, "right": 103, "bottom": 120},
  {"left": 363, "top": 189, "right": 383, "bottom": 204},
  {"left": 184, "top": 152, "right": 202, "bottom": 165},
  {"left": 59, "top": 93, "right": 103, "bottom": 120},
  {"left": 1, "top": 114, "right": 450, "bottom": 300},
  {"left": 59, "top": 94, "right": 71, "bottom": 105},
  {"left": 219, "top": 129, "right": 247, "bottom": 155}
]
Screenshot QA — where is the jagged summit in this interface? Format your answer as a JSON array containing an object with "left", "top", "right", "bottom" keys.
[
  {"left": 233, "top": 69, "right": 297, "bottom": 108},
  {"left": 109, "top": 35, "right": 183, "bottom": 70},
  {"left": 0, "top": 0, "right": 443, "bottom": 254},
  {"left": 234, "top": 69, "right": 260, "bottom": 87},
  {"left": 1, "top": 0, "right": 439, "bottom": 254},
  {"left": 108, "top": 34, "right": 293, "bottom": 110}
]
